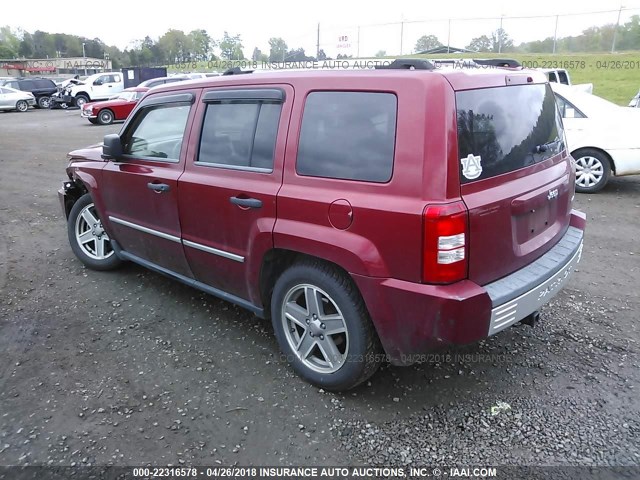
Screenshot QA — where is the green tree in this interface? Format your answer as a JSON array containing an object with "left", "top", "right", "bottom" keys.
[
  {"left": 415, "top": 34, "right": 442, "bottom": 52},
  {"left": 317, "top": 49, "right": 327, "bottom": 60},
  {"left": 0, "top": 26, "right": 20, "bottom": 57},
  {"left": 32, "top": 30, "right": 55, "bottom": 58},
  {"left": 268, "top": 37, "right": 287, "bottom": 62},
  {"left": 19, "top": 32, "right": 34, "bottom": 57},
  {"left": 189, "top": 29, "right": 213, "bottom": 61},
  {"left": 158, "top": 29, "right": 191, "bottom": 63},
  {"left": 490, "top": 28, "right": 514, "bottom": 53},
  {"left": 219, "top": 32, "right": 244, "bottom": 60},
  {"left": 0, "top": 45, "right": 16, "bottom": 58},
  {"left": 466, "top": 35, "right": 492, "bottom": 52},
  {"left": 375, "top": 50, "right": 387, "bottom": 57}
]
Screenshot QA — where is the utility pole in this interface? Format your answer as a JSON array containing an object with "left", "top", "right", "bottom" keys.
[
  {"left": 316, "top": 23, "right": 320, "bottom": 59},
  {"left": 498, "top": 15, "right": 504, "bottom": 54},
  {"left": 553, "top": 15, "right": 559, "bottom": 54},
  {"left": 447, "top": 19, "right": 451, "bottom": 53},
  {"left": 400, "top": 16, "right": 404, "bottom": 55},
  {"left": 82, "top": 42, "right": 87, "bottom": 76},
  {"left": 357, "top": 26, "right": 360, "bottom": 58},
  {"left": 611, "top": 5, "right": 624, "bottom": 53}
]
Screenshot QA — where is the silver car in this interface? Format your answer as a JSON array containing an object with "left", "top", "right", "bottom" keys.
[{"left": 0, "top": 86, "right": 36, "bottom": 112}]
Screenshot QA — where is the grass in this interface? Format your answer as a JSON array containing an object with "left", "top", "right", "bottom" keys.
[
  {"left": 167, "top": 52, "right": 640, "bottom": 105},
  {"left": 412, "top": 52, "right": 640, "bottom": 106}
]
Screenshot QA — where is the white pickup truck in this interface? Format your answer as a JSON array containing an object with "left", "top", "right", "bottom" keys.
[
  {"left": 541, "top": 68, "right": 593, "bottom": 94},
  {"left": 68, "top": 72, "right": 124, "bottom": 107}
]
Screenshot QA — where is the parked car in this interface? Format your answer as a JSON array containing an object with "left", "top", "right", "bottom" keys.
[
  {"left": 628, "top": 89, "right": 640, "bottom": 108},
  {"left": 552, "top": 83, "right": 640, "bottom": 193},
  {"left": 0, "top": 77, "right": 57, "bottom": 108},
  {"left": 137, "top": 75, "right": 190, "bottom": 89},
  {"left": 81, "top": 87, "right": 149, "bottom": 125},
  {"left": 58, "top": 60, "right": 586, "bottom": 390},
  {"left": 0, "top": 85, "right": 37, "bottom": 112},
  {"left": 67, "top": 72, "right": 124, "bottom": 108}
]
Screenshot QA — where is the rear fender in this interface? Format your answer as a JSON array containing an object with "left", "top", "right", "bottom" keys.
[{"left": 273, "top": 220, "right": 389, "bottom": 278}]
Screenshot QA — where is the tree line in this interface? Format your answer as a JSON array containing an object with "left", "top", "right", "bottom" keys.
[
  {"left": 1, "top": 15, "right": 640, "bottom": 68},
  {"left": 0, "top": 27, "right": 330, "bottom": 68}
]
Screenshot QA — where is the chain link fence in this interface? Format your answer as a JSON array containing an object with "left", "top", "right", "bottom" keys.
[{"left": 303, "top": 7, "right": 640, "bottom": 58}]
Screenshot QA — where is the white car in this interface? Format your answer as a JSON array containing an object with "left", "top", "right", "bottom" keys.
[
  {"left": 67, "top": 72, "right": 124, "bottom": 108},
  {"left": 0, "top": 86, "right": 36, "bottom": 112},
  {"left": 551, "top": 83, "right": 640, "bottom": 193}
]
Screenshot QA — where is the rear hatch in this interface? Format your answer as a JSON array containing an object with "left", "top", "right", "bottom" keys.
[{"left": 456, "top": 81, "right": 573, "bottom": 285}]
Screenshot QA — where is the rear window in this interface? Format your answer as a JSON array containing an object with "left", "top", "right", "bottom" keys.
[
  {"left": 456, "top": 84, "right": 564, "bottom": 183},
  {"left": 33, "top": 79, "right": 55, "bottom": 89},
  {"left": 297, "top": 92, "right": 397, "bottom": 183},
  {"left": 18, "top": 80, "right": 34, "bottom": 90}
]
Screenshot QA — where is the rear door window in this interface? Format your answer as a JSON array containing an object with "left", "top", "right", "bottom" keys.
[
  {"left": 296, "top": 91, "right": 397, "bottom": 183},
  {"left": 456, "top": 83, "right": 564, "bottom": 183}
]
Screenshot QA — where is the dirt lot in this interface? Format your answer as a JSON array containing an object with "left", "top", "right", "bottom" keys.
[{"left": 0, "top": 109, "right": 639, "bottom": 469}]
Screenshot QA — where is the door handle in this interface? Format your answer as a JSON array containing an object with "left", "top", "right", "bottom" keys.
[
  {"left": 147, "top": 182, "right": 170, "bottom": 193},
  {"left": 229, "top": 196, "right": 262, "bottom": 209}
]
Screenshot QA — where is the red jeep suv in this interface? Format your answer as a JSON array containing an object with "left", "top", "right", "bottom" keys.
[{"left": 59, "top": 60, "right": 586, "bottom": 390}]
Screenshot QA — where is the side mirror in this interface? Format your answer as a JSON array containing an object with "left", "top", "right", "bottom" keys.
[
  {"left": 93, "top": 79, "right": 103, "bottom": 86},
  {"left": 102, "top": 134, "right": 123, "bottom": 159}
]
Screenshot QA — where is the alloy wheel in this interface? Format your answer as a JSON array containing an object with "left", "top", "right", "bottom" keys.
[
  {"left": 281, "top": 284, "right": 349, "bottom": 374},
  {"left": 74, "top": 203, "right": 114, "bottom": 260}
]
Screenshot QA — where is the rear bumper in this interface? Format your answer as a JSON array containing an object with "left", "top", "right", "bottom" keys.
[{"left": 352, "top": 210, "right": 586, "bottom": 365}]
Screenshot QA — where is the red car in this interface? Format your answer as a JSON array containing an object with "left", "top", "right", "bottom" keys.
[
  {"left": 81, "top": 87, "right": 149, "bottom": 125},
  {"left": 59, "top": 60, "right": 586, "bottom": 390}
]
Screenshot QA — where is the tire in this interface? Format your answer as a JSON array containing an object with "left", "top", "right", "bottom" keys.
[
  {"left": 97, "top": 109, "right": 114, "bottom": 125},
  {"left": 271, "top": 260, "right": 382, "bottom": 391},
  {"left": 74, "top": 94, "right": 89, "bottom": 108},
  {"left": 67, "top": 193, "right": 122, "bottom": 271},
  {"left": 16, "top": 100, "right": 28, "bottom": 112},
  {"left": 572, "top": 148, "right": 612, "bottom": 193},
  {"left": 37, "top": 96, "right": 51, "bottom": 109}
]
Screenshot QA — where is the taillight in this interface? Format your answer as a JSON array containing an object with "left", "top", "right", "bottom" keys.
[{"left": 422, "top": 201, "right": 468, "bottom": 284}]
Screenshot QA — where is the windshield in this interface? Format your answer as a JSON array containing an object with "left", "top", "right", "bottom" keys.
[
  {"left": 456, "top": 83, "right": 564, "bottom": 183},
  {"left": 116, "top": 91, "right": 136, "bottom": 101}
]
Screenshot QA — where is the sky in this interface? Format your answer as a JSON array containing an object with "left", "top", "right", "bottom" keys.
[{"left": 3, "top": 0, "right": 639, "bottom": 58}]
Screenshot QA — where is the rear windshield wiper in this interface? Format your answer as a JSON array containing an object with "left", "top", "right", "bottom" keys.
[{"left": 534, "top": 138, "right": 561, "bottom": 154}]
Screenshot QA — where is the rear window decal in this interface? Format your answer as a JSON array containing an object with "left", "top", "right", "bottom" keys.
[{"left": 461, "top": 154, "right": 482, "bottom": 180}]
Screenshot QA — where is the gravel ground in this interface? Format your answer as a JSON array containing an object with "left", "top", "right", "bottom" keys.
[{"left": 0, "top": 109, "right": 639, "bottom": 470}]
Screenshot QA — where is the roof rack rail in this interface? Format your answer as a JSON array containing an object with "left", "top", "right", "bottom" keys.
[
  {"left": 222, "top": 67, "right": 254, "bottom": 76},
  {"left": 473, "top": 58, "right": 521, "bottom": 68},
  {"left": 375, "top": 59, "right": 435, "bottom": 71}
]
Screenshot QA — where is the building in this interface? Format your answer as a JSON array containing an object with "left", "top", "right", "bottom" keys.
[{"left": 0, "top": 57, "right": 113, "bottom": 77}]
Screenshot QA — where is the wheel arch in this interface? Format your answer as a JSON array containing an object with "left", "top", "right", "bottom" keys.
[
  {"left": 258, "top": 249, "right": 361, "bottom": 321},
  {"left": 62, "top": 177, "right": 89, "bottom": 218}
]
